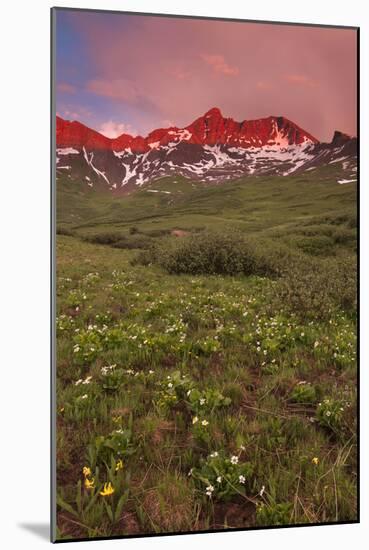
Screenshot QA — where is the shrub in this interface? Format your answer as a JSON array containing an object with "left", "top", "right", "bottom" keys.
[
  {"left": 142, "top": 228, "right": 171, "bottom": 238},
  {"left": 332, "top": 227, "right": 357, "bottom": 246},
  {"left": 84, "top": 232, "right": 124, "bottom": 245},
  {"left": 56, "top": 226, "right": 74, "bottom": 236},
  {"left": 275, "top": 255, "right": 357, "bottom": 319},
  {"left": 295, "top": 235, "right": 335, "bottom": 256},
  {"left": 112, "top": 235, "right": 152, "bottom": 250},
  {"left": 135, "top": 232, "right": 286, "bottom": 277}
]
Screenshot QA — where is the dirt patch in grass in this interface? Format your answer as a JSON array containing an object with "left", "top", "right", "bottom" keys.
[
  {"left": 171, "top": 229, "right": 190, "bottom": 237},
  {"left": 212, "top": 498, "right": 256, "bottom": 529}
]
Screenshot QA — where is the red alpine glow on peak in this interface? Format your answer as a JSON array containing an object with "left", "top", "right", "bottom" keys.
[
  {"left": 56, "top": 109, "right": 319, "bottom": 153},
  {"left": 56, "top": 116, "right": 112, "bottom": 150}
]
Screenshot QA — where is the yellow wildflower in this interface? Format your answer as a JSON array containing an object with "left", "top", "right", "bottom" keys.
[
  {"left": 115, "top": 459, "right": 123, "bottom": 472},
  {"left": 84, "top": 477, "right": 95, "bottom": 490},
  {"left": 82, "top": 466, "right": 92, "bottom": 478},
  {"left": 312, "top": 457, "right": 319, "bottom": 465},
  {"left": 100, "top": 482, "right": 115, "bottom": 497}
]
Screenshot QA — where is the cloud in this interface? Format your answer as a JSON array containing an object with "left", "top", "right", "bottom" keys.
[
  {"left": 62, "top": 109, "right": 82, "bottom": 120},
  {"left": 201, "top": 54, "right": 239, "bottom": 76},
  {"left": 86, "top": 79, "right": 139, "bottom": 102},
  {"left": 169, "top": 67, "right": 191, "bottom": 80},
  {"left": 161, "top": 119, "right": 176, "bottom": 128},
  {"left": 285, "top": 74, "right": 318, "bottom": 88},
  {"left": 57, "top": 13, "right": 357, "bottom": 140},
  {"left": 98, "top": 120, "right": 136, "bottom": 138},
  {"left": 256, "top": 81, "right": 272, "bottom": 90},
  {"left": 57, "top": 82, "right": 76, "bottom": 94}
]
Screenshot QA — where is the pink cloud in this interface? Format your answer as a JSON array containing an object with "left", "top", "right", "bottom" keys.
[
  {"left": 57, "top": 82, "right": 76, "bottom": 94},
  {"left": 256, "top": 81, "right": 273, "bottom": 90},
  {"left": 62, "top": 109, "right": 82, "bottom": 119},
  {"left": 285, "top": 74, "right": 318, "bottom": 88},
  {"left": 169, "top": 67, "right": 191, "bottom": 80},
  {"left": 201, "top": 54, "right": 239, "bottom": 76},
  {"left": 62, "top": 14, "right": 357, "bottom": 141},
  {"left": 98, "top": 120, "right": 136, "bottom": 138},
  {"left": 161, "top": 119, "right": 175, "bottom": 127},
  {"left": 86, "top": 78, "right": 139, "bottom": 102}
]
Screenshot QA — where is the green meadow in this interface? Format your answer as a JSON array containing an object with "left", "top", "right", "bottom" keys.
[{"left": 55, "top": 168, "right": 357, "bottom": 539}]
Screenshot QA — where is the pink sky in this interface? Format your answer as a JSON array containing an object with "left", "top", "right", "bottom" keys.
[{"left": 56, "top": 11, "right": 358, "bottom": 141}]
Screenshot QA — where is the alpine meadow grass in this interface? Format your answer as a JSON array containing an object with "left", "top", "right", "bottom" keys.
[{"left": 55, "top": 172, "right": 357, "bottom": 539}]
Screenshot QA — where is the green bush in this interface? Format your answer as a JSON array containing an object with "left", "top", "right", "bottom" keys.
[
  {"left": 295, "top": 235, "right": 335, "bottom": 256},
  {"left": 56, "top": 226, "right": 74, "bottom": 236},
  {"left": 135, "top": 232, "right": 286, "bottom": 277},
  {"left": 275, "top": 255, "right": 357, "bottom": 319},
  {"left": 332, "top": 227, "right": 357, "bottom": 246},
  {"left": 142, "top": 228, "right": 171, "bottom": 238},
  {"left": 112, "top": 235, "right": 152, "bottom": 250},
  {"left": 84, "top": 232, "right": 124, "bottom": 245}
]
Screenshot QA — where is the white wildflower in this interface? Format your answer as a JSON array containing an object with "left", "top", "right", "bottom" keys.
[{"left": 205, "top": 485, "right": 214, "bottom": 497}]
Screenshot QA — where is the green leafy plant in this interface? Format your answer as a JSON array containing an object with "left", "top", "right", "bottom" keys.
[
  {"left": 100, "top": 364, "right": 126, "bottom": 391},
  {"left": 316, "top": 397, "right": 348, "bottom": 436},
  {"left": 191, "top": 451, "right": 253, "bottom": 501},
  {"left": 290, "top": 382, "right": 317, "bottom": 404},
  {"left": 256, "top": 500, "right": 293, "bottom": 526},
  {"left": 87, "top": 417, "right": 135, "bottom": 469}
]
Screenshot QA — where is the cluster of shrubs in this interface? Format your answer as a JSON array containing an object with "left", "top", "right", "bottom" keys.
[
  {"left": 134, "top": 230, "right": 356, "bottom": 320},
  {"left": 63, "top": 223, "right": 357, "bottom": 321}
]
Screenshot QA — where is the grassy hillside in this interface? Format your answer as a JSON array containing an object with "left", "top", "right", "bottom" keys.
[
  {"left": 57, "top": 165, "right": 356, "bottom": 236},
  {"left": 55, "top": 173, "right": 357, "bottom": 540}
]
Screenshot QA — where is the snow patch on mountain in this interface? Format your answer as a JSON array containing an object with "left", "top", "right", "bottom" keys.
[{"left": 57, "top": 147, "right": 80, "bottom": 155}]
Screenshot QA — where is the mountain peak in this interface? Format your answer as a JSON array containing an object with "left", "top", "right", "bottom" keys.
[
  {"left": 203, "top": 107, "right": 223, "bottom": 118},
  {"left": 331, "top": 130, "right": 353, "bottom": 146}
]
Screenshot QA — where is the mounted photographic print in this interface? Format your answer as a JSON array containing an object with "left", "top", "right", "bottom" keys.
[{"left": 51, "top": 7, "right": 359, "bottom": 542}]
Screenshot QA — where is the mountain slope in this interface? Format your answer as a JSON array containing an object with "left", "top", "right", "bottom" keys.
[{"left": 56, "top": 108, "right": 357, "bottom": 193}]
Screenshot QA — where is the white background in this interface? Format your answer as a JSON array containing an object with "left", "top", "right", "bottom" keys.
[{"left": 0, "top": 0, "right": 367, "bottom": 547}]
